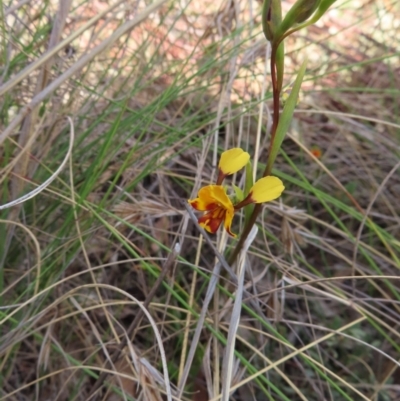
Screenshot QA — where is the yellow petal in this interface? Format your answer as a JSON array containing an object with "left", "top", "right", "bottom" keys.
[
  {"left": 249, "top": 176, "right": 284, "bottom": 203},
  {"left": 218, "top": 148, "right": 250, "bottom": 176},
  {"left": 223, "top": 207, "right": 236, "bottom": 237},
  {"left": 188, "top": 185, "right": 217, "bottom": 211},
  {"left": 209, "top": 185, "right": 234, "bottom": 211}
]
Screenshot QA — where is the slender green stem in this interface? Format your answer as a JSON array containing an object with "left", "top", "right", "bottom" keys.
[{"left": 228, "top": 44, "right": 280, "bottom": 264}]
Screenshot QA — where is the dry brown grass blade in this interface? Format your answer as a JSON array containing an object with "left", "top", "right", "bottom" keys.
[
  {"left": 87, "top": 247, "right": 179, "bottom": 400},
  {"left": 288, "top": 131, "right": 400, "bottom": 268},
  {"left": 0, "top": 0, "right": 168, "bottom": 147},
  {"left": 0, "top": 219, "right": 41, "bottom": 295},
  {"left": 0, "top": 283, "right": 174, "bottom": 401},
  {"left": 219, "top": 316, "right": 371, "bottom": 401},
  {"left": 0, "top": 0, "right": 127, "bottom": 97},
  {"left": 11, "top": 0, "right": 72, "bottom": 200},
  {"left": 221, "top": 226, "right": 257, "bottom": 401},
  {"left": 0, "top": 117, "right": 74, "bottom": 210},
  {"left": 352, "top": 159, "right": 400, "bottom": 270},
  {"left": 219, "top": 324, "right": 309, "bottom": 401}
]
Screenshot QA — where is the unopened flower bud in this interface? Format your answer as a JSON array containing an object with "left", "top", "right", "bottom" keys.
[
  {"left": 278, "top": 0, "right": 321, "bottom": 37},
  {"left": 295, "top": 0, "right": 321, "bottom": 24},
  {"left": 262, "top": 0, "right": 282, "bottom": 42}
]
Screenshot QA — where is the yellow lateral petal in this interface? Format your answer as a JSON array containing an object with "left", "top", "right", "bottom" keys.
[
  {"left": 219, "top": 148, "right": 250, "bottom": 176},
  {"left": 250, "top": 176, "right": 285, "bottom": 203},
  {"left": 223, "top": 207, "right": 236, "bottom": 237}
]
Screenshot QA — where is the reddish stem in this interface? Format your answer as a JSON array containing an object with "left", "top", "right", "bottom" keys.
[
  {"left": 228, "top": 43, "right": 280, "bottom": 264},
  {"left": 268, "top": 44, "right": 280, "bottom": 151}
]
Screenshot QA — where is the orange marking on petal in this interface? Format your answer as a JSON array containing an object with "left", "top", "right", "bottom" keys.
[
  {"left": 198, "top": 213, "right": 223, "bottom": 233},
  {"left": 207, "top": 216, "right": 224, "bottom": 233},
  {"left": 205, "top": 203, "right": 219, "bottom": 211},
  {"left": 188, "top": 200, "right": 200, "bottom": 210}
]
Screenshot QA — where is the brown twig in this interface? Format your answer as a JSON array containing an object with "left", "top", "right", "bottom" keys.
[{"left": 87, "top": 245, "right": 180, "bottom": 400}]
